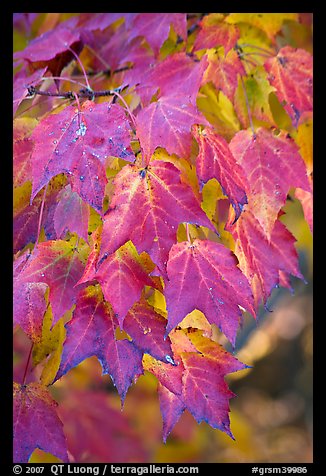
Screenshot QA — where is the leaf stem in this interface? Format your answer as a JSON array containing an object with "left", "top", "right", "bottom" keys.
[
  {"left": 112, "top": 90, "right": 136, "bottom": 129},
  {"left": 22, "top": 342, "right": 34, "bottom": 385},
  {"left": 186, "top": 223, "right": 192, "bottom": 243},
  {"left": 68, "top": 47, "right": 91, "bottom": 90},
  {"left": 240, "top": 76, "right": 255, "bottom": 136},
  {"left": 35, "top": 184, "right": 48, "bottom": 245}
]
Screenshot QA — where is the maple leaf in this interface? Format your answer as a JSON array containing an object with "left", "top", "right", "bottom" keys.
[
  {"left": 77, "top": 13, "right": 136, "bottom": 33},
  {"left": 14, "top": 26, "right": 83, "bottom": 78},
  {"left": 135, "top": 52, "right": 208, "bottom": 107},
  {"left": 143, "top": 354, "right": 184, "bottom": 396},
  {"left": 228, "top": 209, "right": 304, "bottom": 307},
  {"left": 123, "top": 298, "right": 173, "bottom": 363},
  {"left": 295, "top": 112, "right": 313, "bottom": 175},
  {"left": 136, "top": 96, "right": 209, "bottom": 163},
  {"left": 93, "top": 242, "right": 157, "bottom": 328},
  {"left": 202, "top": 48, "right": 245, "bottom": 102},
  {"left": 264, "top": 46, "right": 313, "bottom": 126},
  {"left": 56, "top": 286, "right": 143, "bottom": 403},
  {"left": 147, "top": 329, "right": 247, "bottom": 440},
  {"left": 178, "top": 331, "right": 247, "bottom": 438},
  {"left": 13, "top": 382, "right": 68, "bottom": 463},
  {"left": 13, "top": 67, "right": 47, "bottom": 116},
  {"left": 54, "top": 184, "right": 89, "bottom": 242},
  {"left": 30, "top": 101, "right": 133, "bottom": 210},
  {"left": 226, "top": 13, "right": 298, "bottom": 41},
  {"left": 229, "top": 127, "right": 311, "bottom": 237},
  {"left": 295, "top": 187, "right": 313, "bottom": 233},
  {"left": 13, "top": 281, "right": 48, "bottom": 344},
  {"left": 99, "top": 160, "right": 215, "bottom": 275},
  {"left": 32, "top": 305, "right": 66, "bottom": 386},
  {"left": 14, "top": 181, "right": 60, "bottom": 254},
  {"left": 129, "top": 13, "right": 187, "bottom": 55},
  {"left": 193, "top": 13, "right": 240, "bottom": 54},
  {"left": 16, "top": 238, "right": 85, "bottom": 325},
  {"left": 14, "top": 118, "right": 38, "bottom": 187},
  {"left": 192, "top": 125, "right": 248, "bottom": 221},
  {"left": 158, "top": 383, "right": 185, "bottom": 443},
  {"left": 234, "top": 66, "right": 277, "bottom": 128},
  {"left": 165, "top": 239, "right": 255, "bottom": 346}
]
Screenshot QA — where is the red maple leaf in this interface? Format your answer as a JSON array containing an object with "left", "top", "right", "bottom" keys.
[
  {"left": 14, "top": 26, "right": 83, "bottom": 79},
  {"left": 202, "top": 48, "right": 245, "bottom": 102},
  {"left": 30, "top": 101, "right": 133, "bottom": 211},
  {"left": 136, "top": 96, "right": 208, "bottom": 163},
  {"left": 93, "top": 242, "right": 157, "bottom": 328},
  {"left": 165, "top": 239, "right": 255, "bottom": 346},
  {"left": 13, "top": 67, "right": 48, "bottom": 116},
  {"left": 229, "top": 127, "right": 311, "bottom": 237},
  {"left": 228, "top": 209, "right": 304, "bottom": 307},
  {"left": 192, "top": 125, "right": 248, "bottom": 221},
  {"left": 13, "top": 282, "right": 48, "bottom": 343},
  {"left": 148, "top": 329, "right": 247, "bottom": 440},
  {"left": 14, "top": 183, "right": 59, "bottom": 254},
  {"left": 123, "top": 298, "right": 173, "bottom": 363},
  {"left": 193, "top": 14, "right": 239, "bottom": 54},
  {"left": 129, "top": 13, "right": 187, "bottom": 55},
  {"left": 53, "top": 185, "right": 89, "bottom": 242},
  {"left": 13, "top": 118, "right": 38, "bottom": 186},
  {"left": 16, "top": 239, "right": 85, "bottom": 325},
  {"left": 56, "top": 286, "right": 143, "bottom": 403},
  {"left": 99, "top": 160, "right": 215, "bottom": 275},
  {"left": 295, "top": 187, "right": 313, "bottom": 233},
  {"left": 264, "top": 46, "right": 313, "bottom": 126},
  {"left": 134, "top": 52, "right": 208, "bottom": 106},
  {"left": 158, "top": 383, "right": 185, "bottom": 442},
  {"left": 13, "top": 382, "right": 68, "bottom": 463}
]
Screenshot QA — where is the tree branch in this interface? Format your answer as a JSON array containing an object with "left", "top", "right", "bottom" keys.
[{"left": 27, "top": 85, "right": 128, "bottom": 101}]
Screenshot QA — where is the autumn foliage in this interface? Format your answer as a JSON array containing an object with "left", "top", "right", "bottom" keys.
[{"left": 13, "top": 13, "right": 313, "bottom": 463}]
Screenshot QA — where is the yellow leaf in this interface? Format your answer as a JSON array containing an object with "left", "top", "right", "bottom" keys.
[
  {"left": 197, "top": 84, "right": 241, "bottom": 141},
  {"left": 294, "top": 112, "right": 313, "bottom": 175},
  {"left": 179, "top": 310, "right": 212, "bottom": 338},
  {"left": 226, "top": 13, "right": 298, "bottom": 40},
  {"left": 234, "top": 66, "right": 276, "bottom": 128},
  {"left": 32, "top": 305, "right": 66, "bottom": 386},
  {"left": 147, "top": 289, "right": 167, "bottom": 318}
]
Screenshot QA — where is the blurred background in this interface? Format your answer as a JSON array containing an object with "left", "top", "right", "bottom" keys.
[{"left": 13, "top": 13, "right": 313, "bottom": 463}]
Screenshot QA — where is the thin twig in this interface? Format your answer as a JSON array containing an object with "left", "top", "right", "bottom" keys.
[{"left": 27, "top": 85, "right": 128, "bottom": 101}]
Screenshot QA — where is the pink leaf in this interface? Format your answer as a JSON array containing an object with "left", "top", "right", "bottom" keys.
[
  {"left": 229, "top": 127, "right": 311, "bottom": 237},
  {"left": 192, "top": 125, "right": 248, "bottom": 221},
  {"left": 264, "top": 46, "right": 313, "bottom": 126},
  {"left": 165, "top": 239, "right": 255, "bottom": 346},
  {"left": 136, "top": 96, "right": 208, "bottom": 163},
  {"left": 99, "top": 160, "right": 214, "bottom": 275},
  {"left": 123, "top": 299, "right": 172, "bottom": 363},
  {"left": 13, "top": 382, "right": 68, "bottom": 463},
  {"left": 56, "top": 286, "right": 143, "bottom": 403},
  {"left": 54, "top": 185, "right": 89, "bottom": 241},
  {"left": 129, "top": 13, "right": 187, "bottom": 55}
]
